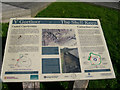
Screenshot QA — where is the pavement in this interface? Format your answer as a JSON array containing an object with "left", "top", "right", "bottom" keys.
[
  {"left": 3, "top": 2, "right": 51, "bottom": 16},
  {"left": 90, "top": 2, "right": 120, "bottom": 10},
  {"left": 2, "top": 3, "right": 31, "bottom": 22},
  {"left": 1, "top": 2, "right": 51, "bottom": 23}
]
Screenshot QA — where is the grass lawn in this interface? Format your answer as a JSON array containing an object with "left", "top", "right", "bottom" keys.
[{"left": 1, "top": 2, "right": 120, "bottom": 89}]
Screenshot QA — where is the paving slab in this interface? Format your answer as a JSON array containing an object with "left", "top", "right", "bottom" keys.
[
  {"left": 2, "top": 3, "right": 31, "bottom": 22},
  {"left": 1, "top": 2, "right": 51, "bottom": 23}
]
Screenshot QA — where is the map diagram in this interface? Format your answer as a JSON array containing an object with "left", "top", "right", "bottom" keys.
[
  {"left": 88, "top": 52, "right": 101, "bottom": 65},
  {"left": 15, "top": 54, "right": 31, "bottom": 67},
  {"left": 42, "top": 29, "right": 77, "bottom": 46}
]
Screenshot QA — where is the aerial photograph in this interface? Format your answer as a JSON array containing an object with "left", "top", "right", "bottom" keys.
[
  {"left": 42, "top": 29, "right": 77, "bottom": 46},
  {"left": 60, "top": 47, "right": 81, "bottom": 73}
]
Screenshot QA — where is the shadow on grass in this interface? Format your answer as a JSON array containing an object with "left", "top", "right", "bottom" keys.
[
  {"left": 41, "top": 81, "right": 74, "bottom": 90},
  {"left": 2, "top": 83, "right": 23, "bottom": 90},
  {"left": 2, "top": 37, "right": 6, "bottom": 59}
]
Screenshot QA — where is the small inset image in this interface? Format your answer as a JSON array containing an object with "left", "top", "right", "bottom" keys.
[
  {"left": 42, "top": 47, "right": 59, "bottom": 55},
  {"left": 30, "top": 75, "right": 38, "bottom": 80},
  {"left": 60, "top": 47, "right": 81, "bottom": 73},
  {"left": 42, "top": 58, "right": 60, "bottom": 74},
  {"left": 42, "top": 29, "right": 77, "bottom": 46}
]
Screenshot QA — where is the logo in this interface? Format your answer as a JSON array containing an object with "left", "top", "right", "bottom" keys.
[
  {"left": 88, "top": 73, "right": 90, "bottom": 75},
  {"left": 4, "top": 76, "right": 18, "bottom": 79},
  {"left": 30, "top": 75, "right": 38, "bottom": 80},
  {"left": 44, "top": 76, "right": 58, "bottom": 79}
]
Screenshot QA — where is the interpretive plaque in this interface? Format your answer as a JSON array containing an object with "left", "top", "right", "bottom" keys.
[{"left": 1, "top": 18, "right": 115, "bottom": 82}]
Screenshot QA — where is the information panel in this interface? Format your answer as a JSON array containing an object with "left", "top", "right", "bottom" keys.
[{"left": 1, "top": 18, "right": 115, "bottom": 82}]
